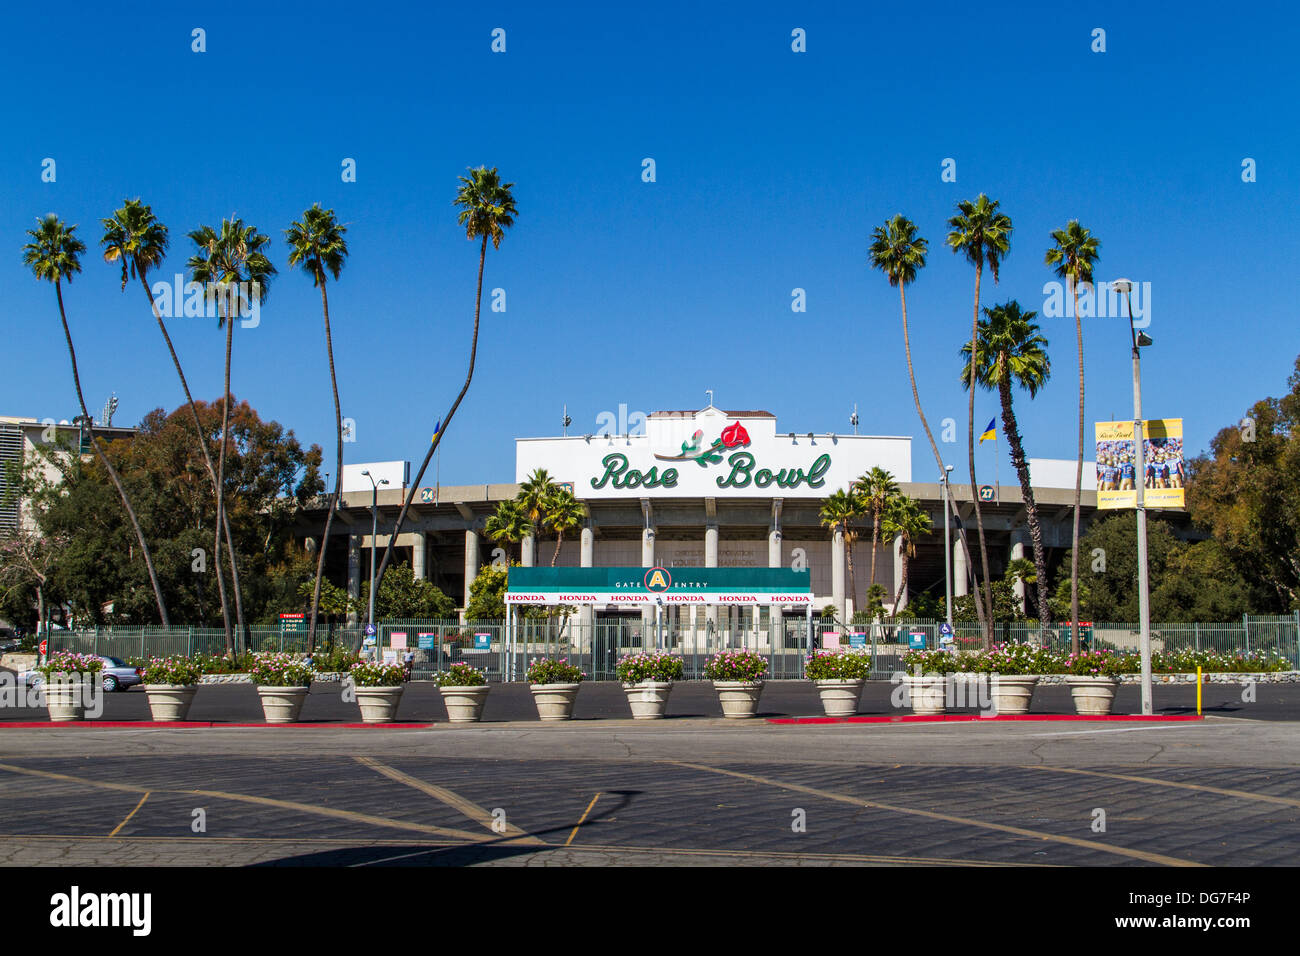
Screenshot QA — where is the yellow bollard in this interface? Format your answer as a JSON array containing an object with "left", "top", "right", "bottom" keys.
[{"left": 1197, "top": 665, "right": 1202, "bottom": 716}]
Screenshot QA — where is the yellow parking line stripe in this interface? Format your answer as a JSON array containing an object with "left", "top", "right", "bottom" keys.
[
  {"left": 108, "top": 792, "right": 149, "bottom": 837},
  {"left": 1024, "top": 765, "right": 1300, "bottom": 809},
  {"left": 565, "top": 792, "right": 601, "bottom": 846}
]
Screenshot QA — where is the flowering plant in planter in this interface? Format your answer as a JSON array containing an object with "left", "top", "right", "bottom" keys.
[
  {"left": 616, "top": 653, "right": 684, "bottom": 683},
  {"left": 434, "top": 662, "right": 487, "bottom": 686},
  {"left": 140, "top": 656, "right": 202, "bottom": 685},
  {"left": 349, "top": 661, "right": 406, "bottom": 686},
  {"left": 703, "top": 651, "right": 768, "bottom": 682},
  {"left": 1060, "top": 649, "right": 1140, "bottom": 677},
  {"left": 900, "top": 649, "right": 960, "bottom": 675},
  {"left": 36, "top": 651, "right": 104, "bottom": 679},
  {"left": 248, "top": 652, "right": 315, "bottom": 686},
  {"left": 965, "top": 643, "right": 1062, "bottom": 676},
  {"left": 805, "top": 649, "right": 872, "bottom": 680},
  {"left": 526, "top": 658, "right": 586, "bottom": 684}
]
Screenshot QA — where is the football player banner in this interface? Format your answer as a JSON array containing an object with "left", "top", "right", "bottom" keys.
[{"left": 1094, "top": 419, "right": 1185, "bottom": 510}]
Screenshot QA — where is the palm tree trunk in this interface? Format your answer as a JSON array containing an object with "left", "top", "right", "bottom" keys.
[
  {"left": 845, "top": 536, "right": 856, "bottom": 620},
  {"left": 139, "top": 274, "right": 230, "bottom": 636},
  {"left": 551, "top": 531, "right": 563, "bottom": 567},
  {"left": 868, "top": 515, "right": 879, "bottom": 599},
  {"left": 899, "top": 284, "right": 988, "bottom": 632},
  {"left": 967, "top": 262, "right": 994, "bottom": 646},
  {"left": 998, "top": 373, "right": 1051, "bottom": 633},
  {"left": 216, "top": 309, "right": 234, "bottom": 656},
  {"left": 1071, "top": 288, "right": 1085, "bottom": 654},
  {"left": 308, "top": 275, "right": 342, "bottom": 651},
  {"left": 55, "top": 281, "right": 169, "bottom": 624},
  {"left": 376, "top": 233, "right": 489, "bottom": 588}
]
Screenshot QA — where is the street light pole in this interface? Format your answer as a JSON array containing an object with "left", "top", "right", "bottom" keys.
[
  {"left": 1116, "top": 279, "right": 1153, "bottom": 715},
  {"left": 361, "top": 470, "right": 389, "bottom": 657},
  {"left": 942, "top": 465, "right": 954, "bottom": 627}
]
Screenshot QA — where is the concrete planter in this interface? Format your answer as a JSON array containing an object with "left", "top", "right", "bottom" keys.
[
  {"left": 354, "top": 685, "right": 404, "bottom": 723},
  {"left": 814, "top": 679, "right": 865, "bottom": 717},
  {"left": 622, "top": 680, "right": 673, "bottom": 719},
  {"left": 712, "top": 680, "right": 765, "bottom": 718},
  {"left": 1065, "top": 675, "right": 1118, "bottom": 715},
  {"left": 43, "top": 678, "right": 93, "bottom": 722},
  {"left": 439, "top": 684, "right": 490, "bottom": 723},
  {"left": 144, "top": 684, "right": 198, "bottom": 722},
  {"left": 530, "top": 682, "right": 582, "bottom": 720},
  {"left": 989, "top": 675, "right": 1039, "bottom": 716},
  {"left": 256, "top": 685, "right": 311, "bottom": 723},
  {"left": 902, "top": 675, "right": 947, "bottom": 715}
]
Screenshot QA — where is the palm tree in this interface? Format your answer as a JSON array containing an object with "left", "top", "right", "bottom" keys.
[
  {"left": 484, "top": 499, "right": 529, "bottom": 562},
  {"left": 285, "top": 204, "right": 349, "bottom": 650},
  {"left": 1045, "top": 220, "right": 1100, "bottom": 652},
  {"left": 959, "top": 300, "right": 1053, "bottom": 633},
  {"left": 375, "top": 166, "right": 517, "bottom": 589},
  {"left": 819, "top": 489, "right": 857, "bottom": 622},
  {"left": 543, "top": 486, "right": 585, "bottom": 566},
  {"left": 881, "top": 496, "right": 932, "bottom": 613},
  {"left": 869, "top": 214, "right": 988, "bottom": 633},
  {"left": 23, "top": 215, "right": 169, "bottom": 623},
  {"left": 853, "top": 466, "right": 899, "bottom": 605},
  {"left": 101, "top": 198, "right": 234, "bottom": 635},
  {"left": 947, "top": 194, "right": 1012, "bottom": 643},
  {"left": 517, "top": 467, "right": 556, "bottom": 561},
  {"left": 187, "top": 218, "right": 276, "bottom": 655}
]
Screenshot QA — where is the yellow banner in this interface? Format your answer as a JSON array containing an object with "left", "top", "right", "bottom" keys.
[{"left": 1095, "top": 419, "right": 1184, "bottom": 510}]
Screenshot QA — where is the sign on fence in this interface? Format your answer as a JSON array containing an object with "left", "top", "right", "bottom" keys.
[
  {"left": 417, "top": 633, "right": 437, "bottom": 650},
  {"left": 908, "top": 631, "right": 927, "bottom": 650},
  {"left": 474, "top": 633, "right": 491, "bottom": 650},
  {"left": 390, "top": 632, "right": 407, "bottom": 649}
]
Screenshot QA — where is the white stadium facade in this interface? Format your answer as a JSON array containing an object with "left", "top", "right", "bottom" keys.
[{"left": 298, "top": 403, "right": 1128, "bottom": 629}]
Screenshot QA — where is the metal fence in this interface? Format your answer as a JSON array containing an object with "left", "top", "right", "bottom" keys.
[{"left": 43, "top": 612, "right": 1300, "bottom": 679}]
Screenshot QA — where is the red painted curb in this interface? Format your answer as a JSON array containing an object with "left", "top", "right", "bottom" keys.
[
  {"left": 0, "top": 721, "right": 436, "bottom": 729},
  {"left": 766, "top": 714, "right": 1206, "bottom": 725}
]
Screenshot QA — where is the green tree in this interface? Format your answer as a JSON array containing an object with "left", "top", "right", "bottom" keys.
[
  {"left": 819, "top": 489, "right": 857, "bottom": 618},
  {"left": 869, "top": 214, "right": 988, "bottom": 635},
  {"left": 285, "top": 203, "right": 350, "bottom": 649},
  {"left": 355, "top": 563, "right": 457, "bottom": 619},
  {"left": 959, "top": 300, "right": 1053, "bottom": 630},
  {"left": 1045, "top": 219, "right": 1101, "bottom": 649},
  {"left": 23, "top": 214, "right": 170, "bottom": 624},
  {"left": 947, "top": 194, "right": 1013, "bottom": 645},
  {"left": 484, "top": 499, "right": 529, "bottom": 562},
  {"left": 881, "top": 496, "right": 932, "bottom": 614},
  {"left": 376, "top": 167, "right": 517, "bottom": 589},
  {"left": 187, "top": 218, "right": 277, "bottom": 653},
  {"left": 517, "top": 467, "right": 557, "bottom": 555},
  {"left": 465, "top": 563, "right": 509, "bottom": 620},
  {"left": 852, "top": 466, "right": 899, "bottom": 605},
  {"left": 543, "top": 486, "right": 585, "bottom": 566},
  {"left": 1051, "top": 513, "right": 1181, "bottom": 621}
]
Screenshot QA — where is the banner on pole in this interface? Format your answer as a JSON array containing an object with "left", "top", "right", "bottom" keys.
[{"left": 1095, "top": 419, "right": 1185, "bottom": 510}]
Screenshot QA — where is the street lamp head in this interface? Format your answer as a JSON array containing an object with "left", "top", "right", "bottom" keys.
[
  {"left": 361, "top": 469, "right": 370, "bottom": 476},
  {"left": 1111, "top": 277, "right": 1134, "bottom": 294},
  {"left": 380, "top": 478, "right": 390, "bottom": 485},
  {"left": 1136, "top": 330, "right": 1154, "bottom": 347}
]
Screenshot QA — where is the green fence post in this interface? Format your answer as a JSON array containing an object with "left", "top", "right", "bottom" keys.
[
  {"left": 1243, "top": 613, "right": 1250, "bottom": 654},
  {"left": 93, "top": 625, "right": 99, "bottom": 657}
]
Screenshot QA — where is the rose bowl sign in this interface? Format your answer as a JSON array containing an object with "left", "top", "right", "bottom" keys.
[{"left": 515, "top": 406, "right": 911, "bottom": 499}]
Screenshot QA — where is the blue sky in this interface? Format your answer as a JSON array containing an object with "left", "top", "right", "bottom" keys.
[{"left": 3, "top": 1, "right": 1297, "bottom": 488}]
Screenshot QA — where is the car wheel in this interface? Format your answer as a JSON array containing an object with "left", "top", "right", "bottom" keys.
[{"left": 102, "top": 675, "right": 119, "bottom": 693}]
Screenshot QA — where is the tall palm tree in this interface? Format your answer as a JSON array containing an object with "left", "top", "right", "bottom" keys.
[
  {"left": 543, "top": 486, "right": 585, "bottom": 566},
  {"left": 187, "top": 218, "right": 276, "bottom": 655},
  {"left": 375, "top": 166, "right": 517, "bottom": 589},
  {"left": 517, "top": 467, "right": 556, "bottom": 560},
  {"left": 959, "top": 300, "right": 1053, "bottom": 633},
  {"left": 947, "top": 194, "right": 1012, "bottom": 643},
  {"left": 484, "top": 498, "right": 529, "bottom": 562},
  {"left": 23, "top": 215, "right": 169, "bottom": 623},
  {"left": 819, "top": 489, "right": 857, "bottom": 622},
  {"left": 1045, "top": 220, "right": 1100, "bottom": 652},
  {"left": 869, "top": 214, "right": 988, "bottom": 633},
  {"left": 285, "top": 204, "right": 349, "bottom": 650},
  {"left": 881, "top": 496, "right": 932, "bottom": 613},
  {"left": 853, "top": 466, "right": 899, "bottom": 605},
  {"left": 101, "top": 198, "right": 234, "bottom": 635}
]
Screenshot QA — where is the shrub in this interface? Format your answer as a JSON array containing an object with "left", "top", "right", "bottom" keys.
[
  {"left": 1060, "top": 649, "right": 1140, "bottom": 677},
  {"left": 805, "top": 649, "right": 872, "bottom": 680},
  {"left": 526, "top": 658, "right": 586, "bottom": 684},
  {"left": 434, "top": 662, "right": 487, "bottom": 687},
  {"left": 703, "top": 651, "right": 768, "bottom": 682},
  {"left": 349, "top": 661, "right": 406, "bottom": 686},
  {"left": 36, "top": 651, "right": 104, "bottom": 678},
  {"left": 312, "top": 646, "right": 361, "bottom": 673},
  {"left": 963, "top": 643, "right": 1063, "bottom": 675},
  {"left": 616, "top": 653, "right": 684, "bottom": 683},
  {"left": 248, "top": 652, "right": 315, "bottom": 686},
  {"left": 140, "top": 656, "right": 202, "bottom": 685},
  {"left": 900, "top": 649, "right": 961, "bottom": 675}
]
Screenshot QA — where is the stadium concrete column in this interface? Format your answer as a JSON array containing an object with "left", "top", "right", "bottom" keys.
[
  {"left": 413, "top": 531, "right": 427, "bottom": 581},
  {"left": 521, "top": 533, "right": 535, "bottom": 567},
  {"left": 832, "top": 526, "right": 846, "bottom": 624},
  {"left": 705, "top": 498, "right": 719, "bottom": 632},
  {"left": 768, "top": 499, "right": 782, "bottom": 649},
  {"left": 892, "top": 534, "right": 907, "bottom": 614},
  {"left": 1010, "top": 530, "right": 1028, "bottom": 613},
  {"left": 953, "top": 536, "right": 969, "bottom": 598},
  {"left": 463, "top": 529, "right": 479, "bottom": 608},
  {"left": 580, "top": 521, "right": 594, "bottom": 634},
  {"left": 347, "top": 534, "right": 361, "bottom": 625},
  {"left": 641, "top": 499, "right": 656, "bottom": 639}
]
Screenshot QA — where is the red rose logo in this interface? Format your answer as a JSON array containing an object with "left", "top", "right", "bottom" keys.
[{"left": 720, "top": 421, "right": 750, "bottom": 448}]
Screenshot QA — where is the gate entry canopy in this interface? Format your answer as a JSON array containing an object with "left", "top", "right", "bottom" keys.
[{"left": 505, "top": 566, "right": 813, "bottom": 607}]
